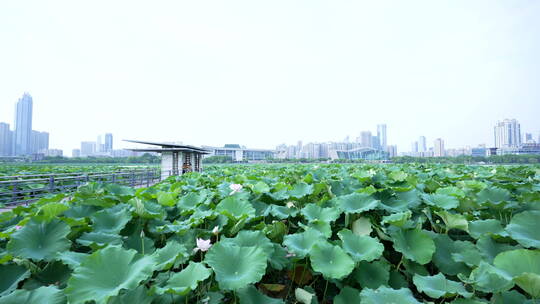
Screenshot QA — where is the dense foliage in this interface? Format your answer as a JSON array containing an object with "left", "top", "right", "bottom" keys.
[
  {"left": 0, "top": 153, "right": 161, "bottom": 164},
  {"left": 0, "top": 164, "right": 155, "bottom": 177},
  {"left": 0, "top": 164, "right": 540, "bottom": 303},
  {"left": 393, "top": 154, "right": 540, "bottom": 164}
]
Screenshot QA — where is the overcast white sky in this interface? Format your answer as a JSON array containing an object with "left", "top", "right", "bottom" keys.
[{"left": 1, "top": 1, "right": 539, "bottom": 155}]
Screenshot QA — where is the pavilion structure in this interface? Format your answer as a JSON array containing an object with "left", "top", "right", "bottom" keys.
[{"left": 124, "top": 140, "right": 211, "bottom": 179}]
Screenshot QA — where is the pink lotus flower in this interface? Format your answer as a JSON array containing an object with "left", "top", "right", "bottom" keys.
[
  {"left": 229, "top": 184, "right": 243, "bottom": 195},
  {"left": 193, "top": 238, "right": 212, "bottom": 253},
  {"left": 14, "top": 225, "right": 22, "bottom": 230}
]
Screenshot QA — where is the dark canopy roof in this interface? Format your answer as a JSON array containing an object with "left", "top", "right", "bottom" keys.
[{"left": 123, "top": 139, "right": 211, "bottom": 154}]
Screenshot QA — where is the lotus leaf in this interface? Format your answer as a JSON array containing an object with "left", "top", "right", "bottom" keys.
[
  {"left": 390, "top": 228, "right": 435, "bottom": 265},
  {"left": 7, "top": 218, "right": 71, "bottom": 261},
  {"left": 65, "top": 246, "right": 156, "bottom": 304},
  {"left": 359, "top": 286, "right": 421, "bottom": 304},
  {"left": 506, "top": 210, "right": 540, "bottom": 248},
  {"left": 338, "top": 229, "right": 383, "bottom": 262},
  {"left": 337, "top": 192, "right": 379, "bottom": 214},
  {"left": 310, "top": 242, "right": 355, "bottom": 279},
  {"left": 205, "top": 243, "right": 267, "bottom": 290},
  {"left": 413, "top": 273, "right": 472, "bottom": 299}
]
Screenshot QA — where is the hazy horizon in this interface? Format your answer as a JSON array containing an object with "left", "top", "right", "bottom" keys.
[{"left": 1, "top": 1, "right": 539, "bottom": 156}]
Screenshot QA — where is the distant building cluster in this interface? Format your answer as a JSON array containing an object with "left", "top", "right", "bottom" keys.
[
  {"left": 0, "top": 93, "right": 57, "bottom": 157},
  {"left": 72, "top": 133, "right": 143, "bottom": 158},
  {"left": 275, "top": 124, "right": 397, "bottom": 161},
  {"left": 404, "top": 118, "right": 540, "bottom": 158}
]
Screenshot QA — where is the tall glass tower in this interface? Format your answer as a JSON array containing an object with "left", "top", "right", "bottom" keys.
[{"left": 13, "top": 93, "right": 33, "bottom": 155}]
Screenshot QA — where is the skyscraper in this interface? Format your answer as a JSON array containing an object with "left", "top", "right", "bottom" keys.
[
  {"left": 105, "top": 133, "right": 113, "bottom": 152},
  {"left": 377, "top": 124, "right": 387, "bottom": 150},
  {"left": 434, "top": 138, "right": 445, "bottom": 157},
  {"left": 13, "top": 93, "right": 33, "bottom": 155},
  {"left": 0, "top": 122, "right": 12, "bottom": 156},
  {"left": 494, "top": 119, "right": 521, "bottom": 148},
  {"left": 81, "top": 141, "right": 96, "bottom": 156},
  {"left": 360, "top": 131, "right": 372, "bottom": 148},
  {"left": 418, "top": 136, "right": 427, "bottom": 152},
  {"left": 30, "top": 131, "right": 49, "bottom": 153}
]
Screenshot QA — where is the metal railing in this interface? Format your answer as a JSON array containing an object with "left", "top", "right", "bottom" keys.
[{"left": 0, "top": 169, "right": 160, "bottom": 207}]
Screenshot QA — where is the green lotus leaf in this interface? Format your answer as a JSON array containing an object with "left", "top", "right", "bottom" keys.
[
  {"left": 469, "top": 219, "right": 508, "bottom": 239},
  {"left": 359, "top": 286, "right": 421, "bottom": 304},
  {"left": 388, "top": 170, "right": 408, "bottom": 182},
  {"left": 450, "top": 299, "right": 488, "bottom": 304},
  {"left": 252, "top": 182, "right": 271, "bottom": 194},
  {"left": 65, "top": 246, "right": 156, "bottom": 304},
  {"left": 436, "top": 186, "right": 466, "bottom": 198},
  {"left": 423, "top": 193, "right": 459, "bottom": 210},
  {"left": 353, "top": 260, "right": 390, "bottom": 289},
  {"left": 451, "top": 240, "right": 482, "bottom": 267},
  {"left": 466, "top": 261, "right": 513, "bottom": 293},
  {"left": 56, "top": 251, "right": 89, "bottom": 269},
  {"left": 7, "top": 218, "right": 71, "bottom": 261},
  {"left": 299, "top": 220, "right": 332, "bottom": 238},
  {"left": 413, "top": 273, "right": 472, "bottom": 299},
  {"left": 205, "top": 243, "right": 267, "bottom": 290},
  {"left": 107, "top": 286, "right": 152, "bottom": 304},
  {"left": 0, "top": 264, "right": 30, "bottom": 296},
  {"left": 156, "top": 191, "right": 176, "bottom": 207},
  {"left": 381, "top": 211, "right": 412, "bottom": 227},
  {"left": 39, "top": 202, "right": 69, "bottom": 221},
  {"left": 301, "top": 204, "right": 340, "bottom": 222},
  {"left": 76, "top": 231, "right": 123, "bottom": 249},
  {"left": 490, "top": 290, "right": 530, "bottom": 304},
  {"left": 128, "top": 198, "right": 165, "bottom": 219},
  {"left": 283, "top": 228, "right": 325, "bottom": 258},
  {"left": 151, "top": 241, "right": 188, "bottom": 271},
  {"left": 352, "top": 216, "right": 373, "bottom": 236},
  {"left": 477, "top": 186, "right": 511, "bottom": 204},
  {"left": 105, "top": 184, "right": 135, "bottom": 198},
  {"left": 0, "top": 286, "right": 66, "bottom": 304},
  {"left": 476, "top": 235, "right": 517, "bottom": 264},
  {"left": 237, "top": 285, "right": 284, "bottom": 304},
  {"left": 310, "top": 241, "right": 355, "bottom": 279},
  {"left": 338, "top": 229, "right": 383, "bottom": 262},
  {"left": 220, "top": 230, "right": 274, "bottom": 259},
  {"left": 388, "top": 269, "right": 409, "bottom": 289},
  {"left": 157, "top": 262, "right": 211, "bottom": 295},
  {"left": 90, "top": 204, "right": 132, "bottom": 234},
  {"left": 62, "top": 205, "right": 98, "bottom": 220},
  {"left": 269, "top": 205, "right": 298, "bottom": 219},
  {"left": 337, "top": 192, "right": 379, "bottom": 214},
  {"left": 216, "top": 196, "right": 256, "bottom": 220},
  {"left": 178, "top": 192, "right": 206, "bottom": 210},
  {"left": 334, "top": 286, "right": 361, "bottom": 304},
  {"left": 390, "top": 228, "right": 435, "bottom": 265},
  {"left": 494, "top": 249, "right": 540, "bottom": 298},
  {"left": 268, "top": 244, "right": 289, "bottom": 270},
  {"left": 435, "top": 210, "right": 469, "bottom": 232},
  {"left": 506, "top": 211, "right": 540, "bottom": 248},
  {"left": 380, "top": 190, "right": 421, "bottom": 212},
  {"left": 288, "top": 182, "right": 313, "bottom": 198}
]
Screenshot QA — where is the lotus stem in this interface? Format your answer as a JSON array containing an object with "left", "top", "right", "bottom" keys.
[
  {"left": 286, "top": 261, "right": 297, "bottom": 300},
  {"left": 323, "top": 279, "right": 329, "bottom": 301}
]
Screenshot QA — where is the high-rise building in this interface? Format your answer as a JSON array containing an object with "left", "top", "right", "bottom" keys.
[
  {"left": 30, "top": 131, "right": 49, "bottom": 154},
  {"left": 81, "top": 141, "right": 96, "bottom": 156},
  {"left": 371, "top": 136, "right": 380, "bottom": 150},
  {"left": 434, "top": 138, "right": 445, "bottom": 157},
  {"left": 72, "top": 149, "right": 81, "bottom": 157},
  {"left": 360, "top": 131, "right": 372, "bottom": 147},
  {"left": 494, "top": 119, "right": 521, "bottom": 148},
  {"left": 386, "top": 145, "right": 397, "bottom": 158},
  {"left": 524, "top": 133, "right": 534, "bottom": 143},
  {"left": 418, "top": 136, "right": 427, "bottom": 152},
  {"left": 13, "top": 93, "right": 33, "bottom": 155},
  {"left": 411, "top": 141, "right": 418, "bottom": 153},
  {"left": 0, "top": 122, "right": 13, "bottom": 156},
  {"left": 104, "top": 133, "right": 113, "bottom": 152},
  {"left": 377, "top": 124, "right": 387, "bottom": 150}
]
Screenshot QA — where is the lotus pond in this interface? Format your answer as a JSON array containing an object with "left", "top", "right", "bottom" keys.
[{"left": 0, "top": 164, "right": 540, "bottom": 303}]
